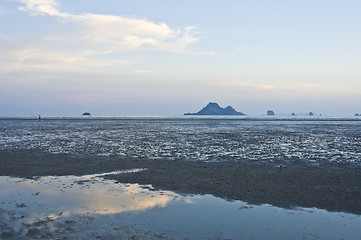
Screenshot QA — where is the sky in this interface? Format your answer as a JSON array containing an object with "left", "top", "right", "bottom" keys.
[{"left": 1, "top": 0, "right": 361, "bottom": 116}]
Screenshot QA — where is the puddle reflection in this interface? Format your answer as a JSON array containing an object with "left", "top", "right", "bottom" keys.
[
  {"left": 0, "top": 172, "right": 174, "bottom": 218},
  {"left": 1, "top": 173, "right": 361, "bottom": 239}
]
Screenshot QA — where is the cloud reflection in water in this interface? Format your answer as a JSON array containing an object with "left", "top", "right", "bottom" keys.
[{"left": 0, "top": 172, "right": 174, "bottom": 220}]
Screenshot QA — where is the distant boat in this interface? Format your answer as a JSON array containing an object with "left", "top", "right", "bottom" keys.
[{"left": 82, "top": 112, "right": 91, "bottom": 116}]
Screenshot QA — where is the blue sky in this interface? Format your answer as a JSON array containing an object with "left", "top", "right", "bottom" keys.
[{"left": 1, "top": 0, "right": 360, "bottom": 116}]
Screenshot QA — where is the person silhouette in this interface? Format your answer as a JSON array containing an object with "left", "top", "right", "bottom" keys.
[{"left": 38, "top": 115, "right": 41, "bottom": 121}]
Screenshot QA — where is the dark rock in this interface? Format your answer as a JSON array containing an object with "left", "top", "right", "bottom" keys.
[
  {"left": 291, "top": 112, "right": 296, "bottom": 116},
  {"left": 267, "top": 110, "right": 275, "bottom": 116},
  {"left": 82, "top": 112, "right": 91, "bottom": 116},
  {"left": 309, "top": 112, "right": 314, "bottom": 116},
  {"left": 184, "top": 102, "right": 246, "bottom": 116},
  {"left": 355, "top": 113, "right": 360, "bottom": 117}
]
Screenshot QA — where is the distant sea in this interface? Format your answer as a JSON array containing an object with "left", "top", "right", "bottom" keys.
[{"left": 1, "top": 116, "right": 361, "bottom": 165}]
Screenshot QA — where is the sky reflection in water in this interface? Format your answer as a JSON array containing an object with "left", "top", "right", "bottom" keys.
[{"left": 1, "top": 173, "right": 360, "bottom": 239}]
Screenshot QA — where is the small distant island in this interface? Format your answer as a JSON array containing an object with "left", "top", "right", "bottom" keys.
[
  {"left": 184, "top": 102, "right": 246, "bottom": 116},
  {"left": 267, "top": 110, "right": 275, "bottom": 116},
  {"left": 82, "top": 112, "right": 91, "bottom": 116}
]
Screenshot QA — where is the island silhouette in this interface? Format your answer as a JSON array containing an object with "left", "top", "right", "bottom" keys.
[
  {"left": 184, "top": 102, "right": 246, "bottom": 116},
  {"left": 267, "top": 110, "right": 275, "bottom": 116}
]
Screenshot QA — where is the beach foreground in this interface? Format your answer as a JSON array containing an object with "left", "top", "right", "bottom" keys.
[
  {"left": 1, "top": 119, "right": 361, "bottom": 238},
  {"left": 2, "top": 173, "right": 361, "bottom": 239},
  {"left": 1, "top": 149, "right": 360, "bottom": 215}
]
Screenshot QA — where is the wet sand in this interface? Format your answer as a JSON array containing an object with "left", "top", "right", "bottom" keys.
[{"left": 1, "top": 149, "right": 361, "bottom": 215}]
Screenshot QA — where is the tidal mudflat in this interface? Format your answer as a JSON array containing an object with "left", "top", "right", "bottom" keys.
[{"left": 1, "top": 118, "right": 361, "bottom": 239}]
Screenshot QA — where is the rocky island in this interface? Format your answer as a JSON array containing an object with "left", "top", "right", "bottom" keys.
[
  {"left": 184, "top": 102, "right": 246, "bottom": 116},
  {"left": 267, "top": 110, "right": 275, "bottom": 116}
]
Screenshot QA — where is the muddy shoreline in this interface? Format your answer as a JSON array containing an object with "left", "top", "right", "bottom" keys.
[{"left": 1, "top": 149, "right": 361, "bottom": 215}]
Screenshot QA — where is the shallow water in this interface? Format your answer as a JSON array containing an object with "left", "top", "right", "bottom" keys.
[
  {"left": 1, "top": 173, "right": 360, "bottom": 239},
  {"left": 1, "top": 118, "right": 361, "bottom": 165}
]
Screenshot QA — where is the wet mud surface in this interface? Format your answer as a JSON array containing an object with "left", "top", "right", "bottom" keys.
[
  {"left": 1, "top": 150, "right": 361, "bottom": 215},
  {"left": 1, "top": 119, "right": 361, "bottom": 216}
]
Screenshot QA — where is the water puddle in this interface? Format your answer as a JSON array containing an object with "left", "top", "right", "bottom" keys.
[{"left": 1, "top": 172, "right": 360, "bottom": 239}]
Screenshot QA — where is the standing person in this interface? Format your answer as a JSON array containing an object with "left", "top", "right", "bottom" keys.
[{"left": 38, "top": 115, "right": 41, "bottom": 121}]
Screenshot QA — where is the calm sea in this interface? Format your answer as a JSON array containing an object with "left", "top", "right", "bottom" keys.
[{"left": 1, "top": 117, "right": 361, "bottom": 165}]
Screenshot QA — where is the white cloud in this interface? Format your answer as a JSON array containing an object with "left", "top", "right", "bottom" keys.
[
  {"left": 210, "top": 79, "right": 277, "bottom": 91},
  {"left": 18, "top": 0, "right": 200, "bottom": 53},
  {"left": 203, "top": 79, "right": 327, "bottom": 97},
  {"left": 1, "top": 45, "right": 131, "bottom": 71},
  {"left": 70, "top": 13, "right": 199, "bottom": 53},
  {"left": 19, "top": 0, "right": 67, "bottom": 17},
  {"left": 2, "top": 0, "right": 204, "bottom": 71}
]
